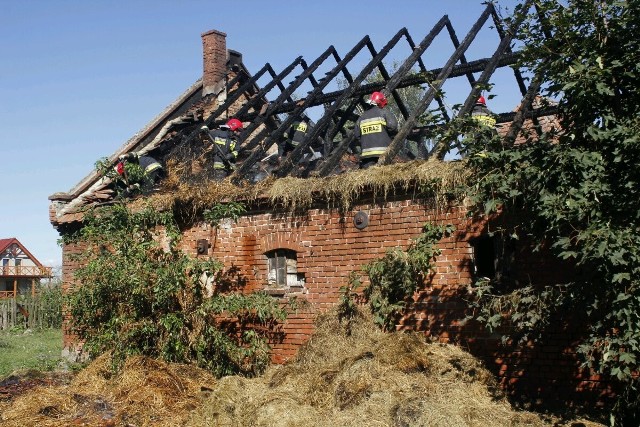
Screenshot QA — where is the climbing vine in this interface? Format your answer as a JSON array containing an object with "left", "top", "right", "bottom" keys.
[
  {"left": 465, "top": 1, "right": 640, "bottom": 423},
  {"left": 64, "top": 202, "right": 286, "bottom": 377},
  {"left": 203, "top": 201, "right": 246, "bottom": 227},
  {"left": 346, "top": 223, "right": 453, "bottom": 330}
]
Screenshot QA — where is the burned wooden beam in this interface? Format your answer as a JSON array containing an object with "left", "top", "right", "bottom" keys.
[
  {"left": 233, "top": 56, "right": 303, "bottom": 120},
  {"left": 257, "top": 34, "right": 376, "bottom": 178},
  {"left": 318, "top": 16, "right": 450, "bottom": 176},
  {"left": 378, "top": 4, "right": 496, "bottom": 165},
  {"left": 276, "top": 28, "right": 411, "bottom": 177},
  {"left": 429, "top": 0, "right": 533, "bottom": 160},
  {"left": 232, "top": 37, "right": 372, "bottom": 182},
  {"left": 235, "top": 46, "right": 338, "bottom": 156},
  {"left": 239, "top": 51, "right": 519, "bottom": 122},
  {"left": 203, "top": 63, "right": 272, "bottom": 128}
]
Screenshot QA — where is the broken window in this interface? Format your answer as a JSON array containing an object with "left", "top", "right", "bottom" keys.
[
  {"left": 266, "top": 249, "right": 305, "bottom": 290},
  {"left": 470, "top": 233, "right": 515, "bottom": 283}
]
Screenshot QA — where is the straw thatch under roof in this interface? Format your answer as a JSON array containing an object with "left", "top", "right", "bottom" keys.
[{"left": 129, "top": 159, "right": 470, "bottom": 222}]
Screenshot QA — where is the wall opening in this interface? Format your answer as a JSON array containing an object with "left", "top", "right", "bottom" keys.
[
  {"left": 266, "top": 249, "right": 305, "bottom": 293},
  {"left": 470, "top": 233, "right": 515, "bottom": 283}
]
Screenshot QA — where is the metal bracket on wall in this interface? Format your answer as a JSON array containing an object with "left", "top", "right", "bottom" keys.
[
  {"left": 196, "top": 239, "right": 210, "bottom": 255},
  {"left": 353, "top": 211, "right": 369, "bottom": 230}
]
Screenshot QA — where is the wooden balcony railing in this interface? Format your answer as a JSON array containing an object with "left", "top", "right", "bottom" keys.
[
  {"left": 0, "top": 265, "right": 52, "bottom": 278},
  {"left": 0, "top": 291, "right": 16, "bottom": 299}
]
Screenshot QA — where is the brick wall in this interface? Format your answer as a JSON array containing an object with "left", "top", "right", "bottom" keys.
[
  {"left": 61, "top": 195, "right": 615, "bottom": 409},
  {"left": 60, "top": 240, "right": 87, "bottom": 360}
]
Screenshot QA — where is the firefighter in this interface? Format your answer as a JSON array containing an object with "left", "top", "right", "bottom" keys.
[
  {"left": 200, "top": 117, "right": 242, "bottom": 180},
  {"left": 280, "top": 114, "right": 325, "bottom": 166},
  {"left": 354, "top": 91, "right": 398, "bottom": 169},
  {"left": 116, "top": 152, "right": 165, "bottom": 195},
  {"left": 471, "top": 96, "right": 497, "bottom": 128},
  {"left": 466, "top": 95, "right": 497, "bottom": 156},
  {"left": 281, "top": 114, "right": 311, "bottom": 157}
]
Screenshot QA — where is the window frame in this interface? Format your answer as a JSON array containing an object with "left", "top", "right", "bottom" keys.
[{"left": 265, "top": 248, "right": 304, "bottom": 291}]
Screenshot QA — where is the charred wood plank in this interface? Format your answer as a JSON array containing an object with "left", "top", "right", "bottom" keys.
[
  {"left": 429, "top": 0, "right": 533, "bottom": 160},
  {"left": 379, "top": 4, "right": 496, "bottom": 165},
  {"left": 318, "top": 16, "right": 449, "bottom": 176},
  {"left": 276, "top": 28, "right": 410, "bottom": 177}
]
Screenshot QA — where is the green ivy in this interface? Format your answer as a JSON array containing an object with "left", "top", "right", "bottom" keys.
[
  {"left": 203, "top": 201, "right": 247, "bottom": 227},
  {"left": 64, "top": 202, "right": 286, "bottom": 377},
  {"left": 95, "top": 157, "right": 145, "bottom": 197},
  {"left": 466, "top": 1, "right": 640, "bottom": 423},
  {"left": 350, "top": 223, "right": 453, "bottom": 331}
]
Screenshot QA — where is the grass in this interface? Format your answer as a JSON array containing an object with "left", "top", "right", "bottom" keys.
[{"left": 0, "top": 328, "right": 63, "bottom": 378}]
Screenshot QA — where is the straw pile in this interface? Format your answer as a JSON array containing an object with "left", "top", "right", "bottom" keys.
[
  {"left": 0, "top": 309, "right": 604, "bottom": 426},
  {"left": 186, "top": 309, "right": 600, "bottom": 427},
  {"left": 0, "top": 354, "right": 217, "bottom": 427}
]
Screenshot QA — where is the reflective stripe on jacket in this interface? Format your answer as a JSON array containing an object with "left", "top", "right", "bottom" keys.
[
  {"left": 284, "top": 120, "right": 310, "bottom": 147},
  {"left": 354, "top": 106, "right": 398, "bottom": 158},
  {"left": 139, "top": 156, "right": 163, "bottom": 174},
  {"left": 471, "top": 104, "right": 496, "bottom": 128},
  {"left": 208, "top": 129, "right": 238, "bottom": 170}
]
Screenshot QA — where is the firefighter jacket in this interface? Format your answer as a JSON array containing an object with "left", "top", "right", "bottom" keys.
[
  {"left": 138, "top": 156, "right": 163, "bottom": 177},
  {"left": 471, "top": 103, "right": 497, "bottom": 128},
  {"left": 283, "top": 118, "right": 311, "bottom": 149},
  {"left": 206, "top": 128, "right": 238, "bottom": 170},
  {"left": 354, "top": 106, "right": 398, "bottom": 159}
]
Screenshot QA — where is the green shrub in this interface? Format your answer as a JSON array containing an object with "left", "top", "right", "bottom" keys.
[
  {"left": 351, "top": 223, "right": 453, "bottom": 330},
  {"left": 64, "top": 203, "right": 286, "bottom": 377}
]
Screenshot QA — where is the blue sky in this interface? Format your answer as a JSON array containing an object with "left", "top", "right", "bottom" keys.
[{"left": 1, "top": 0, "right": 523, "bottom": 268}]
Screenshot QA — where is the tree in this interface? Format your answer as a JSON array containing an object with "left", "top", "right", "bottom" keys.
[{"left": 467, "top": 0, "right": 640, "bottom": 422}]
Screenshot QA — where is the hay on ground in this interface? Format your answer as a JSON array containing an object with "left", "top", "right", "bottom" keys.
[
  {"left": 0, "top": 353, "right": 217, "bottom": 427},
  {"left": 0, "top": 309, "right": 604, "bottom": 427},
  {"left": 187, "top": 308, "right": 596, "bottom": 427}
]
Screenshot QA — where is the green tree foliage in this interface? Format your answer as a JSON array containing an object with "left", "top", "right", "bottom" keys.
[
  {"left": 467, "top": 0, "right": 640, "bottom": 421},
  {"left": 64, "top": 203, "right": 286, "bottom": 377}
]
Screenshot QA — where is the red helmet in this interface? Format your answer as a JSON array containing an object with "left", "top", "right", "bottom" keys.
[
  {"left": 367, "top": 91, "right": 387, "bottom": 108},
  {"left": 476, "top": 96, "right": 486, "bottom": 105},
  {"left": 115, "top": 161, "right": 125, "bottom": 176},
  {"left": 226, "top": 118, "right": 243, "bottom": 132}
]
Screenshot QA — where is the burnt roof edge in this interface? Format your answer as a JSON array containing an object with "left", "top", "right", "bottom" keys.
[{"left": 49, "top": 78, "right": 204, "bottom": 203}]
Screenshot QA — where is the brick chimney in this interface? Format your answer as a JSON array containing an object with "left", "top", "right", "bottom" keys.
[{"left": 201, "top": 29, "right": 227, "bottom": 96}]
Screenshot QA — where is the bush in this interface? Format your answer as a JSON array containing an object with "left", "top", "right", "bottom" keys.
[{"left": 64, "top": 203, "right": 286, "bottom": 377}]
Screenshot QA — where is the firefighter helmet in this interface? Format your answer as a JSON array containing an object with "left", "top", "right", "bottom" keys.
[
  {"left": 367, "top": 91, "right": 388, "bottom": 108},
  {"left": 476, "top": 95, "right": 486, "bottom": 105},
  {"left": 116, "top": 161, "right": 125, "bottom": 176},
  {"left": 226, "top": 118, "right": 243, "bottom": 132}
]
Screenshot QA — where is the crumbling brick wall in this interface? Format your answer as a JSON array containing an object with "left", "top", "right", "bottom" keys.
[
  {"left": 61, "top": 194, "right": 615, "bottom": 409},
  {"left": 176, "top": 196, "right": 613, "bottom": 409},
  {"left": 60, "top": 239, "right": 87, "bottom": 361}
]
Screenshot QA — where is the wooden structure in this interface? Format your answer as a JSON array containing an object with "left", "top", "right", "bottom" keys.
[{"left": 0, "top": 238, "right": 52, "bottom": 299}]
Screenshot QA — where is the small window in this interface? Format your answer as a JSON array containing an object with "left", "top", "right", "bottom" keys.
[
  {"left": 471, "top": 234, "right": 515, "bottom": 283},
  {"left": 471, "top": 235, "right": 496, "bottom": 280},
  {"left": 266, "top": 249, "right": 305, "bottom": 290}
]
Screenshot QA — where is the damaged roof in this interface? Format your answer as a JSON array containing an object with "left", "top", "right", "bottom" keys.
[{"left": 49, "top": 1, "right": 556, "bottom": 230}]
